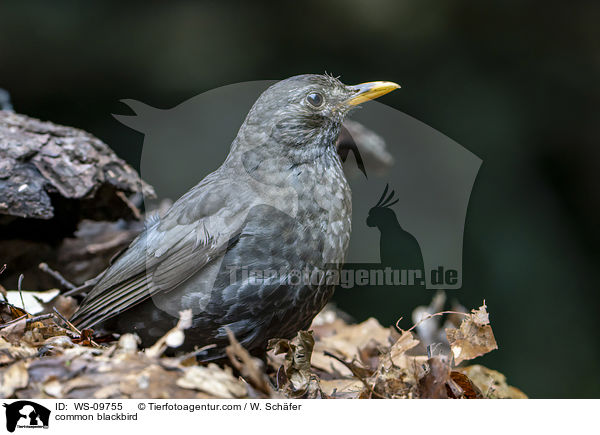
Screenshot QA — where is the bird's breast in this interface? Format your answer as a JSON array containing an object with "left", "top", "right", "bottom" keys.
[{"left": 294, "top": 152, "right": 352, "bottom": 267}]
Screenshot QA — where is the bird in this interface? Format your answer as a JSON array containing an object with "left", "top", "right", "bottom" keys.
[{"left": 70, "top": 74, "right": 400, "bottom": 359}]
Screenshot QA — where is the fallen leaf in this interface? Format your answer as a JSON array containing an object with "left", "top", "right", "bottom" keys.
[
  {"left": 389, "top": 330, "right": 420, "bottom": 365},
  {"left": 5, "top": 289, "right": 60, "bottom": 314},
  {"left": 446, "top": 371, "right": 483, "bottom": 399},
  {"left": 445, "top": 303, "right": 498, "bottom": 364},
  {"left": 0, "top": 317, "right": 27, "bottom": 344},
  {"left": 0, "top": 360, "right": 29, "bottom": 398},
  {"left": 226, "top": 329, "right": 276, "bottom": 397},
  {"left": 72, "top": 328, "right": 95, "bottom": 346},
  {"left": 417, "top": 355, "right": 451, "bottom": 398},
  {"left": 42, "top": 379, "right": 63, "bottom": 397},
  {"left": 470, "top": 303, "right": 491, "bottom": 327},
  {"left": 269, "top": 330, "right": 317, "bottom": 396},
  {"left": 319, "top": 378, "right": 363, "bottom": 398},
  {"left": 458, "top": 364, "right": 527, "bottom": 399},
  {"left": 313, "top": 317, "right": 389, "bottom": 376},
  {"left": 323, "top": 351, "right": 374, "bottom": 381},
  {"left": 176, "top": 364, "right": 247, "bottom": 398}
]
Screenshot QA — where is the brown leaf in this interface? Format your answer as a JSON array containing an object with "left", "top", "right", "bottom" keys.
[
  {"left": 389, "top": 330, "right": 420, "bottom": 366},
  {"left": 417, "top": 356, "right": 451, "bottom": 398},
  {"left": 458, "top": 364, "right": 527, "bottom": 399},
  {"left": 446, "top": 371, "right": 483, "bottom": 399},
  {"left": 72, "top": 328, "right": 95, "bottom": 346},
  {"left": 445, "top": 303, "right": 498, "bottom": 364},
  {"left": 0, "top": 290, "right": 525, "bottom": 400},
  {"left": 323, "top": 351, "right": 374, "bottom": 380},
  {"left": 5, "top": 288, "right": 59, "bottom": 314},
  {"left": 226, "top": 329, "right": 276, "bottom": 397},
  {"left": 0, "top": 316, "right": 27, "bottom": 344},
  {"left": 358, "top": 339, "right": 383, "bottom": 372},
  {"left": 269, "top": 331, "right": 321, "bottom": 397},
  {"left": 369, "top": 365, "right": 414, "bottom": 399},
  {"left": 312, "top": 318, "right": 390, "bottom": 376},
  {"left": 319, "top": 378, "right": 363, "bottom": 398},
  {"left": 42, "top": 379, "right": 64, "bottom": 398},
  {"left": 355, "top": 332, "right": 425, "bottom": 399},
  {"left": 8, "top": 304, "right": 28, "bottom": 319},
  {"left": 0, "top": 361, "right": 29, "bottom": 398},
  {"left": 176, "top": 364, "right": 247, "bottom": 398}
]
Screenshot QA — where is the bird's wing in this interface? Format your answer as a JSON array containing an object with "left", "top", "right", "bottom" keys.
[{"left": 71, "top": 174, "right": 249, "bottom": 328}]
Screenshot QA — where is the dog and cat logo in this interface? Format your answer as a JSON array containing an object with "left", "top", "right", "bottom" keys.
[{"left": 2, "top": 401, "right": 50, "bottom": 432}]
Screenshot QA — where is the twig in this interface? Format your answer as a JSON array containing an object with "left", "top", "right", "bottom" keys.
[
  {"left": 0, "top": 264, "right": 7, "bottom": 303},
  {"left": 63, "top": 282, "right": 94, "bottom": 297},
  {"left": 38, "top": 263, "right": 76, "bottom": 290},
  {"left": 323, "top": 351, "right": 386, "bottom": 399},
  {"left": 86, "top": 233, "right": 131, "bottom": 254},
  {"left": 0, "top": 314, "right": 26, "bottom": 328},
  {"left": 0, "top": 313, "right": 54, "bottom": 329},
  {"left": 176, "top": 343, "right": 217, "bottom": 363},
  {"left": 396, "top": 310, "right": 469, "bottom": 333},
  {"left": 52, "top": 307, "right": 101, "bottom": 348},
  {"left": 52, "top": 307, "right": 81, "bottom": 335},
  {"left": 27, "top": 313, "right": 54, "bottom": 324},
  {"left": 17, "top": 274, "right": 25, "bottom": 310}
]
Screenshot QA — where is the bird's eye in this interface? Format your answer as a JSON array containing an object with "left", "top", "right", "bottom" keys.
[{"left": 306, "top": 92, "right": 324, "bottom": 107}]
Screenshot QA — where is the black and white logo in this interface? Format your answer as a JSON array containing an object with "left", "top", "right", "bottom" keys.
[{"left": 3, "top": 401, "right": 50, "bottom": 432}]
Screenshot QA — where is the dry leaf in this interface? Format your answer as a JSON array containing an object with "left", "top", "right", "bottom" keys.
[
  {"left": 5, "top": 289, "right": 60, "bottom": 314},
  {"left": 0, "top": 287, "right": 523, "bottom": 401},
  {"left": 116, "top": 334, "right": 139, "bottom": 355},
  {"left": 176, "top": 364, "right": 247, "bottom": 398},
  {"left": 268, "top": 331, "right": 324, "bottom": 398},
  {"left": 417, "top": 356, "right": 451, "bottom": 398},
  {"left": 0, "top": 360, "right": 29, "bottom": 398},
  {"left": 226, "top": 329, "right": 276, "bottom": 397},
  {"left": 445, "top": 303, "right": 498, "bottom": 364},
  {"left": 42, "top": 379, "right": 63, "bottom": 397},
  {"left": 319, "top": 378, "right": 363, "bottom": 398},
  {"left": 312, "top": 317, "right": 389, "bottom": 376},
  {"left": 0, "top": 317, "right": 27, "bottom": 344},
  {"left": 389, "top": 330, "right": 420, "bottom": 365},
  {"left": 446, "top": 371, "right": 483, "bottom": 399},
  {"left": 458, "top": 365, "right": 527, "bottom": 399}
]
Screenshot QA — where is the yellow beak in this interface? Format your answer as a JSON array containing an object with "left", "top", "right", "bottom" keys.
[{"left": 346, "top": 81, "right": 401, "bottom": 106}]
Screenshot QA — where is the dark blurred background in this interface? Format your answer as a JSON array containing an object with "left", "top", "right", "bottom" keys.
[{"left": 1, "top": 0, "right": 598, "bottom": 398}]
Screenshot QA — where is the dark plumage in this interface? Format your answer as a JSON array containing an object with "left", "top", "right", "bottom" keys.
[{"left": 70, "top": 74, "right": 399, "bottom": 359}]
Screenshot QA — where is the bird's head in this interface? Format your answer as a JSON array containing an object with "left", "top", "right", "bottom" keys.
[
  {"left": 367, "top": 184, "right": 400, "bottom": 228},
  {"left": 236, "top": 74, "right": 399, "bottom": 165}
]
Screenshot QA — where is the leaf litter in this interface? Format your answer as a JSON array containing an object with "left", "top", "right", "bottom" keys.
[{"left": 0, "top": 286, "right": 525, "bottom": 399}]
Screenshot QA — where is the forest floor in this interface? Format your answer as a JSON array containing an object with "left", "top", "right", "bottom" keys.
[{"left": 0, "top": 279, "right": 526, "bottom": 399}]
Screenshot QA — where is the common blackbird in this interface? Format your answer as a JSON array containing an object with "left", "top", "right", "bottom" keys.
[{"left": 71, "top": 74, "right": 399, "bottom": 359}]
